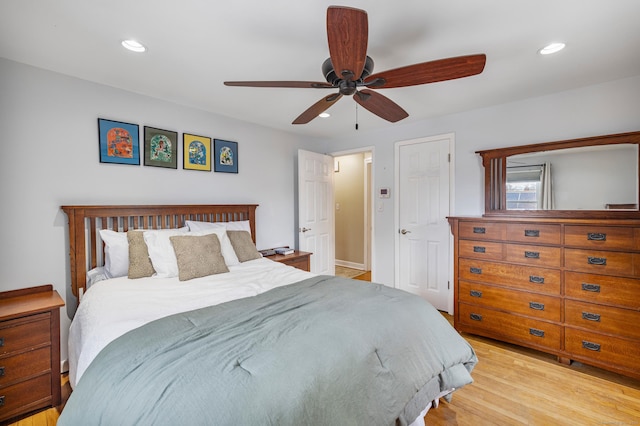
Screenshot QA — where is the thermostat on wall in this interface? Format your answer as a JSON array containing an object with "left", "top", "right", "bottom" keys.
[{"left": 379, "top": 188, "right": 390, "bottom": 198}]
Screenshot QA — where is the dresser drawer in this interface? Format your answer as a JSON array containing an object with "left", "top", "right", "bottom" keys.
[
  {"left": 458, "top": 240, "right": 503, "bottom": 261},
  {"left": 0, "top": 373, "right": 51, "bottom": 421},
  {"left": 565, "top": 328, "right": 640, "bottom": 373},
  {"left": 564, "top": 248, "right": 639, "bottom": 276},
  {"left": 458, "top": 221, "right": 505, "bottom": 241},
  {"left": 504, "top": 243, "right": 561, "bottom": 267},
  {"left": 564, "top": 225, "right": 636, "bottom": 250},
  {"left": 506, "top": 223, "right": 561, "bottom": 245},
  {"left": 0, "top": 313, "right": 50, "bottom": 356},
  {"left": 459, "top": 281, "right": 561, "bottom": 322},
  {"left": 565, "top": 300, "right": 640, "bottom": 340},
  {"left": 565, "top": 272, "right": 640, "bottom": 309},
  {"left": 0, "top": 347, "right": 51, "bottom": 387},
  {"left": 459, "top": 303, "right": 561, "bottom": 350},
  {"left": 459, "top": 258, "right": 561, "bottom": 295}
]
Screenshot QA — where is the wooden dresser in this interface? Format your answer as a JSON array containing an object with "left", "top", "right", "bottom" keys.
[
  {"left": 0, "top": 285, "right": 64, "bottom": 423},
  {"left": 449, "top": 217, "right": 640, "bottom": 380}
]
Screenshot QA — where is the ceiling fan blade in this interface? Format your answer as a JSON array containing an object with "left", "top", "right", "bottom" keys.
[
  {"left": 224, "top": 81, "right": 334, "bottom": 89},
  {"left": 292, "top": 93, "right": 343, "bottom": 124},
  {"left": 326, "top": 6, "right": 368, "bottom": 81},
  {"left": 353, "top": 89, "right": 408, "bottom": 123},
  {"left": 365, "top": 54, "right": 486, "bottom": 89}
]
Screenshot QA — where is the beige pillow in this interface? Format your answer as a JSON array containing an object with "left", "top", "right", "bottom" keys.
[
  {"left": 127, "top": 230, "right": 156, "bottom": 279},
  {"left": 170, "top": 233, "right": 229, "bottom": 281},
  {"left": 227, "top": 230, "right": 262, "bottom": 262}
]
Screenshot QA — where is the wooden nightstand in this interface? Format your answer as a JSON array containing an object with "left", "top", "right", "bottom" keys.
[
  {"left": 0, "top": 285, "right": 64, "bottom": 424},
  {"left": 270, "top": 251, "right": 312, "bottom": 272}
]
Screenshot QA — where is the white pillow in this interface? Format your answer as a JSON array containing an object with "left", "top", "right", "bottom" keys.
[
  {"left": 185, "top": 221, "right": 245, "bottom": 266},
  {"left": 98, "top": 230, "right": 128, "bottom": 278},
  {"left": 143, "top": 228, "right": 189, "bottom": 278}
]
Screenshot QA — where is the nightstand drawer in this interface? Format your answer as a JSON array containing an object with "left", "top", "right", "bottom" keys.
[
  {"left": 0, "top": 374, "right": 51, "bottom": 420},
  {"left": 0, "top": 313, "right": 50, "bottom": 356},
  {"left": 0, "top": 347, "right": 51, "bottom": 387}
]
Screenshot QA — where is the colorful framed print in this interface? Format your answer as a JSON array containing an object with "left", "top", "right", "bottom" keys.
[
  {"left": 213, "top": 139, "right": 238, "bottom": 173},
  {"left": 98, "top": 118, "right": 140, "bottom": 165},
  {"left": 144, "top": 126, "right": 178, "bottom": 169},
  {"left": 183, "top": 133, "right": 212, "bottom": 171}
]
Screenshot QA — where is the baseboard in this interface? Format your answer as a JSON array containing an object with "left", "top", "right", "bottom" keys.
[
  {"left": 335, "top": 259, "right": 365, "bottom": 270},
  {"left": 61, "top": 359, "right": 69, "bottom": 374}
]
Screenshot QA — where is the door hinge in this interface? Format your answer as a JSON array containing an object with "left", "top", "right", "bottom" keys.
[
  {"left": 447, "top": 280, "right": 450, "bottom": 290},
  {"left": 447, "top": 153, "right": 451, "bottom": 163}
]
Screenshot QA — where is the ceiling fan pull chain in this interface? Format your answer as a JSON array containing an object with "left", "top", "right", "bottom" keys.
[{"left": 355, "top": 103, "right": 359, "bottom": 130}]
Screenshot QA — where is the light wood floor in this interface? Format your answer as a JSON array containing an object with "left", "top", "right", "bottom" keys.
[{"left": 12, "top": 315, "right": 639, "bottom": 426}]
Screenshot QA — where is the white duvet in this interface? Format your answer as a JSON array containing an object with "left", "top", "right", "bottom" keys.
[{"left": 68, "top": 258, "right": 314, "bottom": 388}]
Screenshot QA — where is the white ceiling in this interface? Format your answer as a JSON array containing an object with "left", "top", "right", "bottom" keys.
[{"left": 2, "top": 0, "right": 639, "bottom": 139}]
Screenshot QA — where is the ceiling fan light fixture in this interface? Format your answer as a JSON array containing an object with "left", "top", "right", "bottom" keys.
[
  {"left": 538, "top": 42, "right": 565, "bottom": 55},
  {"left": 121, "top": 39, "right": 146, "bottom": 53},
  {"left": 319, "top": 112, "right": 330, "bottom": 118}
]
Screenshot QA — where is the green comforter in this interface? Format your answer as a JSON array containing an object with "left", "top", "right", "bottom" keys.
[{"left": 58, "top": 276, "right": 476, "bottom": 426}]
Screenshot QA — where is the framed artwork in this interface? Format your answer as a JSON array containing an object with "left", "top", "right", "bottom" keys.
[
  {"left": 183, "top": 133, "right": 212, "bottom": 171},
  {"left": 213, "top": 139, "right": 238, "bottom": 173},
  {"left": 98, "top": 118, "right": 140, "bottom": 165},
  {"left": 144, "top": 126, "right": 178, "bottom": 169}
]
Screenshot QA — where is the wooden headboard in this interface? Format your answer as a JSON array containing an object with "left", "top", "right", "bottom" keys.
[{"left": 61, "top": 204, "right": 258, "bottom": 299}]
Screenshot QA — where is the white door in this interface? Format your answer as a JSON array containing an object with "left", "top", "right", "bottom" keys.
[
  {"left": 298, "top": 149, "right": 335, "bottom": 275},
  {"left": 395, "top": 135, "right": 452, "bottom": 311}
]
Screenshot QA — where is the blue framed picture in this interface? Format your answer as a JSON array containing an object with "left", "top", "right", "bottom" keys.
[
  {"left": 98, "top": 118, "right": 140, "bottom": 165},
  {"left": 213, "top": 139, "right": 238, "bottom": 173}
]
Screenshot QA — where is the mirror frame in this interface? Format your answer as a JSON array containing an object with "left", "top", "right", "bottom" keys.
[{"left": 477, "top": 130, "right": 640, "bottom": 218}]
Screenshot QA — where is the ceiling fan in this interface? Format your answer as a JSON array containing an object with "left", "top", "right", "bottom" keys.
[{"left": 224, "top": 6, "right": 486, "bottom": 125}]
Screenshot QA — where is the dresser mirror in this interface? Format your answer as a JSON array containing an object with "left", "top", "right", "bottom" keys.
[{"left": 477, "top": 131, "right": 640, "bottom": 218}]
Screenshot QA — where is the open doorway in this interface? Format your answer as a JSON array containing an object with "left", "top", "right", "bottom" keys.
[{"left": 332, "top": 149, "right": 373, "bottom": 281}]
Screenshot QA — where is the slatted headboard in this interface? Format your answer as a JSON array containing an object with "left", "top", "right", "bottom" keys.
[{"left": 61, "top": 204, "right": 258, "bottom": 299}]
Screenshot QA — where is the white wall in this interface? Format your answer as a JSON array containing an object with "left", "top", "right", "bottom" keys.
[
  {"left": 0, "top": 58, "right": 320, "bottom": 364},
  {"left": 322, "top": 75, "right": 640, "bottom": 287}
]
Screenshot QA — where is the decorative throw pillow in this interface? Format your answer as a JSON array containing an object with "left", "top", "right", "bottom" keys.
[
  {"left": 227, "top": 230, "right": 262, "bottom": 262},
  {"left": 170, "top": 234, "right": 229, "bottom": 281},
  {"left": 127, "top": 230, "right": 156, "bottom": 279},
  {"left": 185, "top": 221, "right": 240, "bottom": 266}
]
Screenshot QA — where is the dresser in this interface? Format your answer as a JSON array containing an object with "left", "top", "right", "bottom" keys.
[
  {"left": 0, "top": 285, "right": 65, "bottom": 423},
  {"left": 449, "top": 217, "right": 640, "bottom": 380}
]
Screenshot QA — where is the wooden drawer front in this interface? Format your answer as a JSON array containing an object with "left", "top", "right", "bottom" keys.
[
  {"left": 504, "top": 243, "right": 561, "bottom": 267},
  {"left": 459, "top": 281, "right": 561, "bottom": 322},
  {"left": 565, "top": 328, "right": 640, "bottom": 373},
  {"left": 459, "top": 258, "right": 561, "bottom": 295},
  {"left": 0, "top": 347, "right": 50, "bottom": 387},
  {"left": 565, "top": 272, "right": 640, "bottom": 309},
  {"left": 280, "top": 257, "right": 309, "bottom": 272},
  {"left": 506, "top": 223, "right": 561, "bottom": 245},
  {"left": 0, "top": 314, "right": 50, "bottom": 356},
  {"left": 0, "top": 374, "right": 51, "bottom": 422},
  {"left": 458, "top": 240, "right": 503, "bottom": 261},
  {"left": 565, "top": 300, "right": 640, "bottom": 340},
  {"left": 458, "top": 221, "right": 505, "bottom": 241},
  {"left": 459, "top": 303, "right": 561, "bottom": 350},
  {"left": 564, "top": 248, "right": 636, "bottom": 276},
  {"left": 564, "top": 225, "right": 635, "bottom": 250}
]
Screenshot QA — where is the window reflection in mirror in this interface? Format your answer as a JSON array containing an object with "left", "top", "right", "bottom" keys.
[{"left": 506, "top": 144, "right": 638, "bottom": 210}]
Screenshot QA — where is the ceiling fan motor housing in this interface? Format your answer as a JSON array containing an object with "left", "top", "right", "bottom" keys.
[{"left": 322, "top": 56, "right": 374, "bottom": 88}]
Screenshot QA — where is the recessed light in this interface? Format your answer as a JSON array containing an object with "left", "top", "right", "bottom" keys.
[
  {"left": 122, "top": 40, "right": 146, "bottom": 53},
  {"left": 538, "top": 42, "right": 565, "bottom": 55},
  {"left": 319, "top": 112, "right": 330, "bottom": 118}
]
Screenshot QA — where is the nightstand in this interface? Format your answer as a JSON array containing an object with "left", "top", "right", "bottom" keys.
[
  {"left": 270, "top": 251, "right": 312, "bottom": 272},
  {"left": 0, "top": 285, "right": 64, "bottom": 424}
]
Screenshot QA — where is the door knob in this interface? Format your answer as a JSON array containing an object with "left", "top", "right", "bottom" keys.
[
  {"left": 400, "top": 229, "right": 411, "bottom": 235},
  {"left": 300, "top": 227, "right": 312, "bottom": 233}
]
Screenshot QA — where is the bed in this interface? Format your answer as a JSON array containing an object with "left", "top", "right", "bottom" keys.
[{"left": 58, "top": 204, "right": 477, "bottom": 426}]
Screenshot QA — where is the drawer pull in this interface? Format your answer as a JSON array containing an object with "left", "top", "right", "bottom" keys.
[
  {"left": 524, "top": 229, "right": 540, "bottom": 237},
  {"left": 470, "top": 290, "right": 483, "bottom": 298},
  {"left": 582, "top": 341, "right": 601, "bottom": 352},
  {"left": 473, "top": 227, "right": 486, "bottom": 234},
  {"left": 529, "top": 275, "right": 545, "bottom": 284},
  {"left": 470, "top": 267, "right": 482, "bottom": 274},
  {"left": 587, "top": 256, "right": 607, "bottom": 266},
  {"left": 581, "top": 283, "right": 601, "bottom": 292},
  {"left": 524, "top": 251, "right": 540, "bottom": 259},
  {"left": 473, "top": 246, "right": 486, "bottom": 253},
  {"left": 529, "top": 328, "right": 545, "bottom": 337},
  {"left": 0, "top": 337, "right": 3, "bottom": 347},
  {"left": 529, "top": 302, "right": 545, "bottom": 311},
  {"left": 0, "top": 395, "right": 3, "bottom": 407},
  {"left": 587, "top": 232, "right": 607, "bottom": 241},
  {"left": 582, "top": 311, "right": 601, "bottom": 322},
  {"left": 470, "top": 313, "right": 483, "bottom": 321},
  {"left": 0, "top": 367, "right": 4, "bottom": 377}
]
